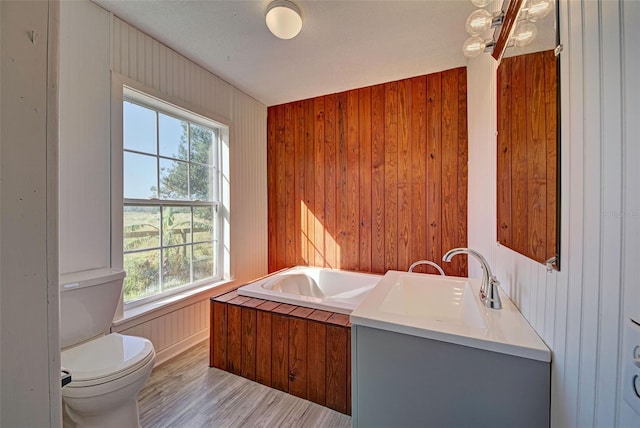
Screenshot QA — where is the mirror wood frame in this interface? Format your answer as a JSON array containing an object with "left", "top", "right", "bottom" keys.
[
  {"left": 495, "top": 0, "right": 560, "bottom": 270},
  {"left": 492, "top": 0, "right": 524, "bottom": 62}
]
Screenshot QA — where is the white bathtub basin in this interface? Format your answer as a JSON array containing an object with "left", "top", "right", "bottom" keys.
[
  {"left": 238, "top": 266, "right": 382, "bottom": 314},
  {"left": 351, "top": 270, "right": 550, "bottom": 362}
]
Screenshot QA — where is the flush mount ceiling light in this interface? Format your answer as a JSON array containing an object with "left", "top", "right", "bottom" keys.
[{"left": 265, "top": 0, "right": 302, "bottom": 40}]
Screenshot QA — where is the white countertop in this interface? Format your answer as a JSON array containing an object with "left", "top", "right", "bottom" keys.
[{"left": 350, "top": 271, "right": 551, "bottom": 362}]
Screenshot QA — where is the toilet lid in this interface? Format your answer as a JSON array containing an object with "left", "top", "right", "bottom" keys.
[{"left": 61, "top": 333, "right": 155, "bottom": 384}]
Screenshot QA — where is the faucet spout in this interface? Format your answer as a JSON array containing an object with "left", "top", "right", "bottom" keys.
[
  {"left": 442, "top": 248, "right": 502, "bottom": 310},
  {"left": 408, "top": 260, "right": 445, "bottom": 276}
]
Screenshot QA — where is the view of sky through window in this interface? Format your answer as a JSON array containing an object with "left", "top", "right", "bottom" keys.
[{"left": 122, "top": 98, "right": 220, "bottom": 304}]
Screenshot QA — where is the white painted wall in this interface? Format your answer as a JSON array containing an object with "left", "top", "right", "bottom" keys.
[
  {"left": 619, "top": 1, "right": 640, "bottom": 425},
  {"left": 116, "top": 299, "right": 210, "bottom": 366},
  {"left": 59, "top": 0, "right": 111, "bottom": 275},
  {"left": 109, "top": 14, "right": 268, "bottom": 286},
  {"left": 59, "top": 0, "right": 267, "bottom": 361},
  {"left": 467, "top": 1, "right": 640, "bottom": 426},
  {"left": 0, "top": 1, "right": 61, "bottom": 426},
  {"left": 60, "top": 0, "right": 267, "bottom": 282},
  {"left": 1, "top": 0, "right": 4, "bottom": 417}
]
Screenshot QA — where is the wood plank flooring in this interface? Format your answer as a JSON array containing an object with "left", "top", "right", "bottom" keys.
[{"left": 138, "top": 340, "right": 352, "bottom": 428}]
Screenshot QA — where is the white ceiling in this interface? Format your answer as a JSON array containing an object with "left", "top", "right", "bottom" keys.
[{"left": 93, "top": 0, "right": 476, "bottom": 106}]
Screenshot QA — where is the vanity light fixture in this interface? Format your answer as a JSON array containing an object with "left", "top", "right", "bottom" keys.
[
  {"left": 462, "top": 0, "right": 503, "bottom": 57},
  {"left": 465, "top": 9, "right": 504, "bottom": 36},
  {"left": 470, "top": 0, "right": 494, "bottom": 7},
  {"left": 525, "top": 0, "right": 552, "bottom": 22},
  {"left": 462, "top": 36, "right": 495, "bottom": 58},
  {"left": 265, "top": 0, "right": 303, "bottom": 40},
  {"left": 512, "top": 21, "right": 537, "bottom": 47},
  {"left": 462, "top": 0, "right": 554, "bottom": 60}
]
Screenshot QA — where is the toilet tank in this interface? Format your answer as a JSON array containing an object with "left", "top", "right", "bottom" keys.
[{"left": 59, "top": 268, "right": 126, "bottom": 349}]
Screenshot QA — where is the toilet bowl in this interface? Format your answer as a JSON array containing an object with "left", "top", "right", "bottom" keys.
[
  {"left": 61, "top": 333, "right": 155, "bottom": 428},
  {"left": 60, "top": 268, "right": 156, "bottom": 428}
]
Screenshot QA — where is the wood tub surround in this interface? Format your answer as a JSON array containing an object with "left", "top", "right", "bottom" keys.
[
  {"left": 267, "top": 67, "right": 469, "bottom": 277},
  {"left": 210, "top": 290, "right": 352, "bottom": 415}
]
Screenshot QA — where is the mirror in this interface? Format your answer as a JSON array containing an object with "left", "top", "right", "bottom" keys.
[{"left": 495, "top": 0, "right": 560, "bottom": 270}]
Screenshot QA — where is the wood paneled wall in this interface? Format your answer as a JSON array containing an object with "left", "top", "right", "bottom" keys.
[
  {"left": 497, "top": 50, "right": 558, "bottom": 265},
  {"left": 267, "top": 68, "right": 468, "bottom": 277}
]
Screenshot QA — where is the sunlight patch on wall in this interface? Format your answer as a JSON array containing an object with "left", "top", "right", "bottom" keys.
[{"left": 300, "top": 201, "right": 339, "bottom": 269}]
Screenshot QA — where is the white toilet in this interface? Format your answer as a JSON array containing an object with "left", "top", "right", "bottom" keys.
[{"left": 60, "top": 268, "right": 155, "bottom": 428}]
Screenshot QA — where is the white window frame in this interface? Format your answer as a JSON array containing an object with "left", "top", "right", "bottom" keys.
[{"left": 110, "top": 74, "right": 231, "bottom": 314}]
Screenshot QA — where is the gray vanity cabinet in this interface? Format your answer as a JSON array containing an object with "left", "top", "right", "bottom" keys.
[{"left": 351, "top": 325, "right": 550, "bottom": 428}]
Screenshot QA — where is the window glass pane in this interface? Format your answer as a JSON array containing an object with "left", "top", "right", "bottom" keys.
[
  {"left": 193, "top": 206, "right": 214, "bottom": 243},
  {"left": 162, "top": 206, "right": 192, "bottom": 246},
  {"left": 123, "top": 92, "right": 223, "bottom": 305},
  {"left": 190, "top": 123, "right": 214, "bottom": 165},
  {"left": 190, "top": 164, "right": 214, "bottom": 201},
  {"left": 124, "top": 249, "right": 160, "bottom": 302},
  {"left": 162, "top": 246, "right": 191, "bottom": 290},
  {"left": 124, "top": 206, "right": 160, "bottom": 250},
  {"left": 193, "top": 242, "right": 215, "bottom": 281},
  {"left": 159, "top": 113, "right": 188, "bottom": 160},
  {"left": 159, "top": 158, "right": 189, "bottom": 200},
  {"left": 124, "top": 152, "right": 157, "bottom": 199},
  {"left": 123, "top": 101, "right": 156, "bottom": 154}
]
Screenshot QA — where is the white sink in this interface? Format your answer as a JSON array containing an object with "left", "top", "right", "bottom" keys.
[
  {"left": 350, "top": 270, "right": 550, "bottom": 362},
  {"left": 379, "top": 275, "right": 487, "bottom": 329}
]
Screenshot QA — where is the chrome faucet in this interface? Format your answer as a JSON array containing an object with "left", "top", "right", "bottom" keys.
[
  {"left": 408, "top": 260, "right": 445, "bottom": 276},
  {"left": 442, "top": 248, "right": 502, "bottom": 310}
]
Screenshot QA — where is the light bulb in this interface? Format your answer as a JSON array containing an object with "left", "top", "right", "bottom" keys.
[
  {"left": 470, "top": 0, "right": 493, "bottom": 7},
  {"left": 527, "top": 0, "right": 552, "bottom": 22},
  {"left": 465, "top": 9, "right": 493, "bottom": 36},
  {"left": 513, "top": 22, "right": 537, "bottom": 47},
  {"left": 462, "top": 36, "right": 487, "bottom": 58}
]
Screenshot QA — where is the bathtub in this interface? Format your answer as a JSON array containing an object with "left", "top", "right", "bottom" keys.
[{"left": 237, "top": 266, "right": 382, "bottom": 314}]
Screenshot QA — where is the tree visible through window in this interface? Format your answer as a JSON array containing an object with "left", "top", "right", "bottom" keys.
[{"left": 123, "top": 98, "right": 221, "bottom": 304}]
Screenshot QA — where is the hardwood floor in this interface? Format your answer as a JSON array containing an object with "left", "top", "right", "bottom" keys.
[{"left": 138, "top": 340, "right": 352, "bottom": 428}]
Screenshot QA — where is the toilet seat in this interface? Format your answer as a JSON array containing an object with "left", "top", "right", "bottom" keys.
[{"left": 62, "top": 333, "right": 155, "bottom": 388}]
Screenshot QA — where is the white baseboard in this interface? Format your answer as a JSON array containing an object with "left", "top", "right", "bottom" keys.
[{"left": 153, "top": 329, "right": 209, "bottom": 367}]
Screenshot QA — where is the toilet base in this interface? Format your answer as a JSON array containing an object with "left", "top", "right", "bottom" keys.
[{"left": 63, "top": 398, "right": 141, "bottom": 428}]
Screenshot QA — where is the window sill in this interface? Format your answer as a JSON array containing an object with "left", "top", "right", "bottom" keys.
[{"left": 112, "top": 278, "right": 238, "bottom": 332}]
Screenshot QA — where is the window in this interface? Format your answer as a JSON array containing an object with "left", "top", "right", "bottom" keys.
[{"left": 122, "top": 90, "right": 223, "bottom": 305}]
